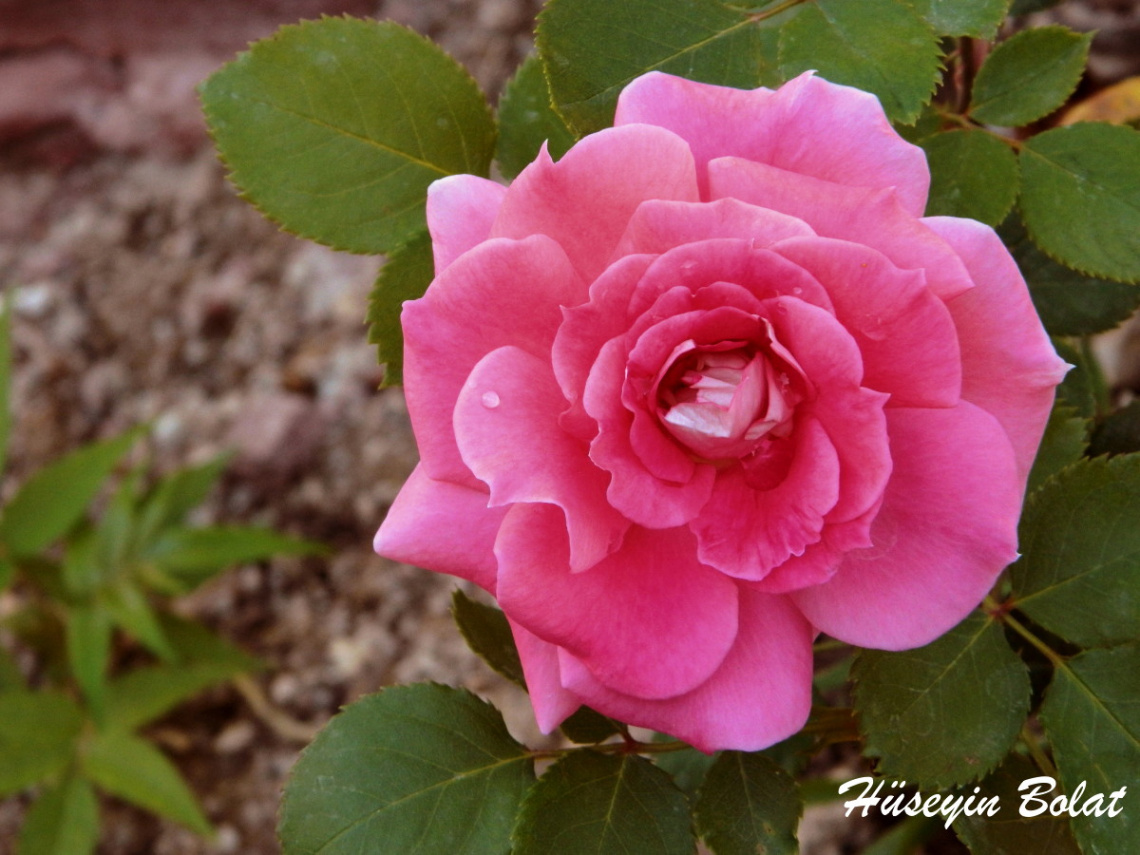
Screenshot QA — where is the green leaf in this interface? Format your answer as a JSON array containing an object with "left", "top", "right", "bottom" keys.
[
  {"left": 1053, "top": 339, "right": 1097, "bottom": 419},
  {"left": 279, "top": 684, "right": 534, "bottom": 854},
  {"left": 0, "top": 298, "right": 11, "bottom": 476},
  {"left": 953, "top": 753, "right": 1082, "bottom": 855},
  {"left": 18, "top": 776, "right": 100, "bottom": 855},
  {"left": 106, "top": 659, "right": 251, "bottom": 732},
  {"left": 0, "top": 558, "right": 10, "bottom": 591},
  {"left": 920, "top": 129, "right": 1019, "bottom": 225},
  {"left": 537, "top": 0, "right": 764, "bottom": 135},
  {"left": 1010, "top": 455, "right": 1140, "bottom": 648},
  {"left": 911, "top": 0, "right": 1011, "bottom": 38},
  {"left": 0, "top": 690, "right": 83, "bottom": 796},
  {"left": 864, "top": 815, "right": 943, "bottom": 855},
  {"left": 61, "top": 528, "right": 101, "bottom": 596},
  {"left": 512, "top": 750, "right": 693, "bottom": 855},
  {"left": 1089, "top": 399, "right": 1140, "bottom": 458},
  {"left": 654, "top": 742, "right": 718, "bottom": 797},
  {"left": 66, "top": 603, "right": 112, "bottom": 722},
  {"left": 779, "top": 0, "right": 941, "bottom": 124},
  {"left": 147, "top": 525, "right": 324, "bottom": 587},
  {"left": 0, "top": 644, "right": 24, "bottom": 691},
  {"left": 83, "top": 729, "right": 212, "bottom": 835},
  {"left": 1019, "top": 123, "right": 1140, "bottom": 282},
  {"left": 971, "top": 27, "right": 1091, "bottom": 126},
  {"left": 200, "top": 17, "right": 496, "bottom": 254},
  {"left": 366, "top": 231, "right": 434, "bottom": 387},
  {"left": 157, "top": 613, "right": 263, "bottom": 673},
  {"left": 497, "top": 54, "right": 577, "bottom": 180},
  {"left": 0, "top": 427, "right": 142, "bottom": 557},
  {"left": 1027, "top": 404, "right": 1087, "bottom": 493},
  {"left": 136, "top": 455, "right": 230, "bottom": 544},
  {"left": 450, "top": 588, "right": 525, "bottom": 688},
  {"left": 1000, "top": 214, "right": 1140, "bottom": 337},
  {"left": 559, "top": 706, "right": 621, "bottom": 745},
  {"left": 1040, "top": 645, "right": 1140, "bottom": 855},
  {"left": 853, "top": 612, "right": 1030, "bottom": 788},
  {"left": 1010, "top": 0, "right": 1065, "bottom": 13},
  {"left": 103, "top": 583, "right": 175, "bottom": 662},
  {"left": 694, "top": 751, "right": 801, "bottom": 855}
]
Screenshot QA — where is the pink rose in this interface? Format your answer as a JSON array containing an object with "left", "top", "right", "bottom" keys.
[{"left": 375, "top": 71, "right": 1067, "bottom": 752}]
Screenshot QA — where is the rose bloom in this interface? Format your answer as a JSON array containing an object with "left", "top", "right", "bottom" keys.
[{"left": 375, "top": 71, "right": 1067, "bottom": 752}]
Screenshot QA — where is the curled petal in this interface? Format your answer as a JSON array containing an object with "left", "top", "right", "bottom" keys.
[
  {"left": 509, "top": 618, "right": 581, "bottom": 732},
  {"left": 427, "top": 175, "right": 508, "bottom": 273}
]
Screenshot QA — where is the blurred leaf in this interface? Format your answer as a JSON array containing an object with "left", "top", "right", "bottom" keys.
[
  {"left": 106, "top": 659, "right": 252, "bottom": 733},
  {"left": 103, "top": 583, "right": 175, "bottom": 662},
  {"left": 1010, "top": 455, "right": 1140, "bottom": 648},
  {"left": 61, "top": 528, "right": 101, "bottom": 597},
  {"left": 279, "top": 684, "right": 533, "bottom": 854},
  {"left": 0, "top": 558, "right": 11, "bottom": 591},
  {"left": 853, "top": 612, "right": 1030, "bottom": 788},
  {"left": 95, "top": 468, "right": 143, "bottom": 580},
  {"left": 83, "top": 729, "right": 212, "bottom": 835},
  {"left": 450, "top": 588, "right": 525, "bottom": 687},
  {"left": 1001, "top": 214, "right": 1140, "bottom": 337},
  {"left": 366, "top": 231, "right": 434, "bottom": 387},
  {"left": 537, "top": 0, "right": 764, "bottom": 135},
  {"left": 497, "top": 53, "right": 576, "bottom": 180},
  {"left": 1062, "top": 76, "right": 1140, "bottom": 127},
  {"left": 157, "top": 613, "right": 262, "bottom": 673},
  {"left": 921, "top": 129, "right": 1019, "bottom": 224},
  {"left": 136, "top": 455, "right": 230, "bottom": 544},
  {"left": 147, "top": 525, "right": 324, "bottom": 588},
  {"left": 694, "top": 751, "right": 801, "bottom": 855},
  {"left": 66, "top": 602, "right": 112, "bottom": 723},
  {"left": 200, "top": 17, "right": 496, "bottom": 254},
  {"left": 0, "top": 298, "right": 10, "bottom": 476},
  {"left": 559, "top": 706, "right": 621, "bottom": 745},
  {"left": 779, "top": 0, "right": 941, "bottom": 123},
  {"left": 1027, "top": 404, "right": 1087, "bottom": 493},
  {"left": 0, "top": 690, "right": 83, "bottom": 797},
  {"left": 18, "top": 776, "right": 100, "bottom": 855},
  {"left": 953, "top": 753, "right": 1082, "bottom": 855},
  {"left": 1040, "top": 645, "right": 1140, "bottom": 855},
  {"left": 1089, "top": 400, "right": 1140, "bottom": 458},
  {"left": 910, "top": 0, "right": 1010, "bottom": 38},
  {"left": 512, "top": 750, "right": 693, "bottom": 855},
  {"left": 971, "top": 27, "right": 1090, "bottom": 126},
  {"left": 864, "top": 815, "right": 943, "bottom": 855},
  {"left": 1009, "top": 0, "right": 1068, "bottom": 15},
  {"left": 0, "top": 645, "right": 24, "bottom": 691},
  {"left": 0, "top": 427, "right": 142, "bottom": 557},
  {"left": 1019, "top": 123, "right": 1140, "bottom": 283}
]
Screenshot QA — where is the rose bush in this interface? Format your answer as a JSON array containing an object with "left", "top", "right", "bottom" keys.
[{"left": 374, "top": 71, "right": 1067, "bottom": 752}]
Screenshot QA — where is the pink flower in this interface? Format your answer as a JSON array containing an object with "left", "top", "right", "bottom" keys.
[{"left": 375, "top": 71, "right": 1067, "bottom": 752}]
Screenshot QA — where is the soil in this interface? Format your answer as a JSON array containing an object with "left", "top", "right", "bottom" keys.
[{"left": 0, "top": 1, "right": 1135, "bottom": 853}]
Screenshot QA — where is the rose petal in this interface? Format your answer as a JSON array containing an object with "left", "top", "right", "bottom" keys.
[
  {"left": 509, "top": 617, "right": 581, "bottom": 732},
  {"left": 426, "top": 175, "right": 508, "bottom": 273},
  {"left": 496, "top": 504, "right": 739, "bottom": 700},
  {"left": 558, "top": 587, "right": 814, "bottom": 753}
]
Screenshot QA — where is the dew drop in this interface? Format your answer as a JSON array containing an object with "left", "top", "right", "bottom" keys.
[
  {"left": 792, "top": 286, "right": 803, "bottom": 295},
  {"left": 481, "top": 391, "right": 500, "bottom": 408}
]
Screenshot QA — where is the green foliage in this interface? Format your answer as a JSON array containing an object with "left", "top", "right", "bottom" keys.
[
  {"left": 1089, "top": 400, "right": 1140, "bottom": 458},
  {"left": 920, "top": 129, "right": 1019, "bottom": 224},
  {"left": 0, "top": 691, "right": 84, "bottom": 797},
  {"left": 694, "top": 751, "right": 802, "bottom": 855},
  {"left": 200, "top": 17, "right": 496, "bottom": 254},
  {"left": 1052, "top": 339, "right": 1099, "bottom": 420},
  {"left": 146, "top": 525, "right": 323, "bottom": 589},
  {"left": 451, "top": 588, "right": 526, "bottom": 687},
  {"left": 279, "top": 684, "right": 534, "bottom": 854},
  {"left": 18, "top": 776, "right": 100, "bottom": 855},
  {"left": 558, "top": 705, "right": 622, "bottom": 744},
  {"left": 0, "top": 299, "right": 10, "bottom": 478},
  {"left": 1011, "top": 455, "right": 1140, "bottom": 648},
  {"left": 497, "top": 54, "right": 577, "bottom": 180},
  {"left": 1026, "top": 405, "right": 1087, "bottom": 494},
  {"left": 854, "top": 613, "right": 1031, "bottom": 788},
  {"left": 911, "top": 0, "right": 1011, "bottom": 38},
  {"left": 970, "top": 27, "right": 1091, "bottom": 126},
  {"left": 512, "top": 750, "right": 693, "bottom": 855},
  {"left": 366, "top": 231, "right": 435, "bottom": 386}
]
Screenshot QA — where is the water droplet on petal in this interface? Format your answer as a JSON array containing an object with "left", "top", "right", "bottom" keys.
[
  {"left": 481, "top": 391, "right": 500, "bottom": 409},
  {"left": 792, "top": 286, "right": 803, "bottom": 295}
]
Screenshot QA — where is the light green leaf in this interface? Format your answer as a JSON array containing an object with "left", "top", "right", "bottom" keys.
[
  {"left": 147, "top": 525, "right": 324, "bottom": 587},
  {"left": 512, "top": 750, "right": 694, "bottom": 855},
  {"left": 0, "top": 645, "right": 24, "bottom": 691},
  {"left": 61, "top": 528, "right": 101, "bottom": 596},
  {"left": 911, "top": 0, "right": 1011, "bottom": 38},
  {"left": 83, "top": 729, "right": 212, "bottom": 835},
  {"left": 497, "top": 54, "right": 576, "bottom": 180},
  {"left": 106, "top": 659, "right": 252, "bottom": 733},
  {"left": 0, "top": 298, "right": 11, "bottom": 476},
  {"left": 1019, "top": 123, "right": 1140, "bottom": 282},
  {"left": 18, "top": 776, "right": 100, "bottom": 855},
  {"left": 1040, "top": 645, "right": 1140, "bottom": 855},
  {"left": 694, "top": 751, "right": 801, "bottom": 855},
  {"left": 779, "top": 0, "right": 941, "bottom": 124},
  {"left": 1010, "top": 455, "right": 1140, "bottom": 648},
  {"left": 1089, "top": 400, "right": 1140, "bottom": 458},
  {"left": 157, "top": 613, "right": 262, "bottom": 673},
  {"left": 66, "top": 603, "right": 112, "bottom": 722},
  {"left": 971, "top": 27, "right": 1090, "bottom": 126},
  {"left": 103, "top": 583, "right": 175, "bottom": 662},
  {"left": 0, "top": 690, "right": 83, "bottom": 797},
  {"left": 279, "top": 684, "right": 534, "bottom": 854},
  {"left": 366, "top": 231, "right": 434, "bottom": 387},
  {"left": 1027, "top": 404, "right": 1087, "bottom": 494},
  {"left": 0, "top": 427, "right": 142, "bottom": 557},
  {"left": 451, "top": 588, "right": 525, "bottom": 688},
  {"left": 921, "top": 129, "right": 1019, "bottom": 224},
  {"left": 853, "top": 612, "right": 1030, "bottom": 788},
  {"left": 136, "top": 455, "right": 230, "bottom": 544},
  {"left": 200, "top": 17, "right": 496, "bottom": 254},
  {"left": 537, "top": 0, "right": 764, "bottom": 135}
]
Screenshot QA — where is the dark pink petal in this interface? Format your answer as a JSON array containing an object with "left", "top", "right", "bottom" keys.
[
  {"left": 509, "top": 617, "right": 581, "bottom": 732},
  {"left": 426, "top": 175, "right": 508, "bottom": 273},
  {"left": 792, "top": 403, "right": 1022, "bottom": 649},
  {"left": 403, "top": 235, "right": 586, "bottom": 489},
  {"left": 491, "top": 126, "right": 700, "bottom": 280},
  {"left": 708, "top": 158, "right": 973, "bottom": 301},
  {"left": 454, "top": 346, "right": 629, "bottom": 572},
  {"left": 692, "top": 418, "right": 840, "bottom": 580},
  {"left": 558, "top": 588, "right": 814, "bottom": 753},
  {"left": 926, "top": 217, "right": 1070, "bottom": 483},
  {"left": 373, "top": 464, "right": 505, "bottom": 594},
  {"left": 773, "top": 236, "right": 962, "bottom": 408},
  {"left": 615, "top": 71, "right": 930, "bottom": 216},
  {"left": 496, "top": 504, "right": 739, "bottom": 699}
]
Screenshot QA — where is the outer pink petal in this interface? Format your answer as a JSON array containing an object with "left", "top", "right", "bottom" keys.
[
  {"left": 373, "top": 464, "right": 505, "bottom": 594},
  {"left": 496, "top": 504, "right": 738, "bottom": 700},
  {"left": 615, "top": 71, "right": 930, "bottom": 216},
  {"left": 772, "top": 236, "right": 962, "bottom": 408},
  {"left": 426, "top": 175, "right": 508, "bottom": 273},
  {"left": 558, "top": 587, "right": 814, "bottom": 753},
  {"left": 926, "top": 217, "right": 1070, "bottom": 483},
  {"left": 491, "top": 126, "right": 700, "bottom": 280},
  {"left": 708, "top": 157, "right": 973, "bottom": 301},
  {"left": 792, "top": 403, "right": 1022, "bottom": 649},
  {"left": 454, "top": 346, "right": 629, "bottom": 572},
  {"left": 403, "top": 235, "right": 586, "bottom": 488},
  {"left": 509, "top": 618, "right": 581, "bottom": 732}
]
